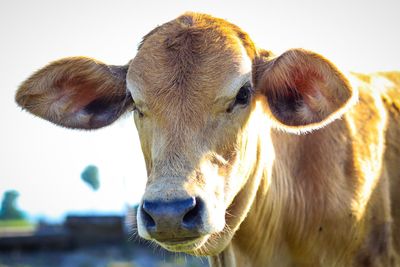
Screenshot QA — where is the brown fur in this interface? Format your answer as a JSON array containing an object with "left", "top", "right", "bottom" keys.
[
  {"left": 15, "top": 12, "right": 400, "bottom": 267},
  {"left": 16, "top": 57, "right": 132, "bottom": 129}
]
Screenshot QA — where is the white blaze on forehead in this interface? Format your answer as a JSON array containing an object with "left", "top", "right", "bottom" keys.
[{"left": 217, "top": 44, "right": 253, "bottom": 100}]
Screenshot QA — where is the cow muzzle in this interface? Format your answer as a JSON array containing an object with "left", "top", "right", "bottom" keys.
[{"left": 139, "top": 196, "right": 207, "bottom": 244}]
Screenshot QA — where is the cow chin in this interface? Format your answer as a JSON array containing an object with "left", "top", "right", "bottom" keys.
[
  {"left": 158, "top": 235, "right": 210, "bottom": 254},
  {"left": 155, "top": 228, "right": 232, "bottom": 256}
]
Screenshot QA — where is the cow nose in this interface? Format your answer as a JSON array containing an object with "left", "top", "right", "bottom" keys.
[{"left": 140, "top": 197, "right": 204, "bottom": 241}]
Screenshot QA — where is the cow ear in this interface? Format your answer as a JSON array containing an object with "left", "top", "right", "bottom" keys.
[
  {"left": 15, "top": 57, "right": 133, "bottom": 129},
  {"left": 254, "top": 49, "right": 357, "bottom": 132}
]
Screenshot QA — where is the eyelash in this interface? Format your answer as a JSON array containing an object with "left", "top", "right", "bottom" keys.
[{"left": 227, "top": 82, "right": 252, "bottom": 113}]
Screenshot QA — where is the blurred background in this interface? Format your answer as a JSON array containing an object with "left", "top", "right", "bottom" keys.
[{"left": 1, "top": 0, "right": 399, "bottom": 266}]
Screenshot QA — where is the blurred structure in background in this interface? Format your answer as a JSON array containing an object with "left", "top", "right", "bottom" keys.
[
  {"left": 0, "top": 192, "right": 205, "bottom": 266},
  {"left": 0, "top": 210, "right": 207, "bottom": 267}
]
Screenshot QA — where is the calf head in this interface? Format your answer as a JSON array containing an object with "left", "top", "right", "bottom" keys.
[{"left": 16, "top": 13, "right": 356, "bottom": 255}]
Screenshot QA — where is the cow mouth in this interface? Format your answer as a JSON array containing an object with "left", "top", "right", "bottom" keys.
[{"left": 156, "top": 235, "right": 209, "bottom": 253}]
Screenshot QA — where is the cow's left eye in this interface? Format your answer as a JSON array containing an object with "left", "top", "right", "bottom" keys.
[
  {"left": 227, "top": 82, "right": 252, "bottom": 113},
  {"left": 235, "top": 83, "right": 251, "bottom": 105}
]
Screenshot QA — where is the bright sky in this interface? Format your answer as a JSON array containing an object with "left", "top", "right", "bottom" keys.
[{"left": 1, "top": 0, "right": 399, "bottom": 221}]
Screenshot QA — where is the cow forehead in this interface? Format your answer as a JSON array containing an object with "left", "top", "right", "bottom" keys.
[{"left": 126, "top": 14, "right": 253, "bottom": 115}]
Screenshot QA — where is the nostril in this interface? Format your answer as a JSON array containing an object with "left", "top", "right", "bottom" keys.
[
  {"left": 141, "top": 203, "right": 156, "bottom": 228},
  {"left": 182, "top": 197, "right": 203, "bottom": 229},
  {"left": 141, "top": 197, "right": 203, "bottom": 235}
]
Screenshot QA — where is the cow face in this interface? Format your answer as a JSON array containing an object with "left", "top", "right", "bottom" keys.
[
  {"left": 126, "top": 15, "right": 259, "bottom": 253},
  {"left": 15, "top": 12, "right": 356, "bottom": 256}
]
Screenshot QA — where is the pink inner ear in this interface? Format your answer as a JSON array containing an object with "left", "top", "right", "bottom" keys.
[
  {"left": 258, "top": 49, "right": 354, "bottom": 128},
  {"left": 260, "top": 58, "right": 334, "bottom": 126},
  {"left": 55, "top": 75, "right": 107, "bottom": 114},
  {"left": 294, "top": 64, "right": 326, "bottom": 92},
  {"left": 263, "top": 62, "right": 327, "bottom": 106},
  {"left": 291, "top": 66, "right": 327, "bottom": 105}
]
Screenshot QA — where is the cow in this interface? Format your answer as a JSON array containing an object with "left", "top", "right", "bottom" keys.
[{"left": 15, "top": 12, "right": 400, "bottom": 267}]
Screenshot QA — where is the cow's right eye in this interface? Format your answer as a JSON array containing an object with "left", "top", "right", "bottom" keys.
[{"left": 133, "top": 106, "right": 144, "bottom": 118}]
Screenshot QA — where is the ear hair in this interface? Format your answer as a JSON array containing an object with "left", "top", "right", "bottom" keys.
[
  {"left": 16, "top": 57, "right": 133, "bottom": 129},
  {"left": 254, "top": 49, "right": 358, "bottom": 133}
]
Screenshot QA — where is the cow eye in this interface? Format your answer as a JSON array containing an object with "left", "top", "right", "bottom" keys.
[
  {"left": 227, "top": 82, "right": 252, "bottom": 113},
  {"left": 235, "top": 83, "right": 251, "bottom": 105},
  {"left": 133, "top": 106, "right": 144, "bottom": 118}
]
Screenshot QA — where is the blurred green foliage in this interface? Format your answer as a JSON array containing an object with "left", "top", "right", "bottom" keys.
[
  {"left": 81, "top": 165, "right": 100, "bottom": 191},
  {"left": 0, "top": 219, "right": 32, "bottom": 227},
  {"left": 0, "top": 190, "right": 26, "bottom": 220}
]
